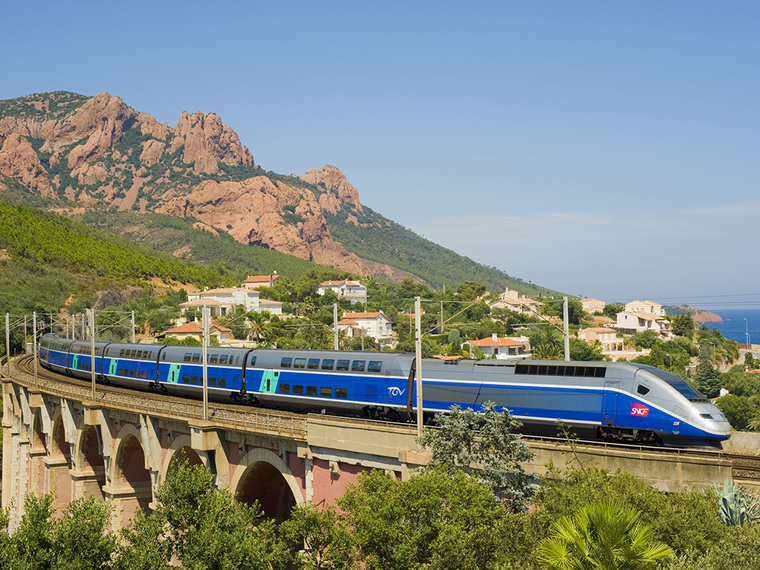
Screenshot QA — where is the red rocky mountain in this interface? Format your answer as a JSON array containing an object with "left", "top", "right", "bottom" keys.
[{"left": 0, "top": 91, "right": 395, "bottom": 276}]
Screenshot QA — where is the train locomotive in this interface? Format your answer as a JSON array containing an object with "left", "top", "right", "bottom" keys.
[{"left": 38, "top": 333, "right": 732, "bottom": 448}]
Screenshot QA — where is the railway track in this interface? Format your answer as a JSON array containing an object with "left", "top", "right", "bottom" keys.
[{"left": 7, "top": 354, "right": 760, "bottom": 483}]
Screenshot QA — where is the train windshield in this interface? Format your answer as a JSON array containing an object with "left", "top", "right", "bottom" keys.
[{"left": 647, "top": 368, "right": 706, "bottom": 401}]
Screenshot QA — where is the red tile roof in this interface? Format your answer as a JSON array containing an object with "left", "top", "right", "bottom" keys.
[
  {"left": 164, "top": 322, "right": 232, "bottom": 334},
  {"left": 469, "top": 337, "right": 526, "bottom": 347}
]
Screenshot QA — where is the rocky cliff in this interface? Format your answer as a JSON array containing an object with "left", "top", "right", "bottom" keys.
[{"left": 0, "top": 92, "right": 390, "bottom": 277}]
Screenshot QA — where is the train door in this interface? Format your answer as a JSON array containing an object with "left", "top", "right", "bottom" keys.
[
  {"left": 602, "top": 381, "right": 619, "bottom": 425},
  {"left": 259, "top": 370, "right": 280, "bottom": 394},
  {"left": 168, "top": 364, "right": 181, "bottom": 384}
]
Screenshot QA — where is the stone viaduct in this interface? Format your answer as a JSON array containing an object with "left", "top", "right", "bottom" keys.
[{"left": 2, "top": 356, "right": 736, "bottom": 531}]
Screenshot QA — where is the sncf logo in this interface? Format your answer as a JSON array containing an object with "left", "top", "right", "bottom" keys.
[{"left": 631, "top": 404, "right": 649, "bottom": 417}]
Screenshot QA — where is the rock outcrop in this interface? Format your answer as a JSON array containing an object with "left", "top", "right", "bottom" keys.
[{"left": 0, "top": 90, "right": 401, "bottom": 280}]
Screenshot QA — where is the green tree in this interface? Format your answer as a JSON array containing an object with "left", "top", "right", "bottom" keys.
[
  {"left": 696, "top": 361, "right": 722, "bottom": 398},
  {"left": 538, "top": 502, "right": 672, "bottom": 570},
  {"left": 569, "top": 337, "right": 605, "bottom": 361},
  {"left": 602, "top": 303, "right": 624, "bottom": 320},
  {"left": 324, "top": 468, "right": 504, "bottom": 569},
  {"left": 671, "top": 314, "right": 695, "bottom": 338},
  {"left": 117, "top": 458, "right": 288, "bottom": 569},
  {"left": 418, "top": 402, "right": 534, "bottom": 511},
  {"left": 456, "top": 281, "right": 487, "bottom": 301},
  {"left": 530, "top": 326, "right": 564, "bottom": 360},
  {"left": 715, "top": 395, "right": 756, "bottom": 431},
  {"left": 632, "top": 330, "right": 658, "bottom": 349}
]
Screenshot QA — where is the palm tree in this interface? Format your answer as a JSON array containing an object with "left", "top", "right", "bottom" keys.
[
  {"left": 246, "top": 310, "right": 271, "bottom": 344},
  {"left": 531, "top": 326, "right": 564, "bottom": 360},
  {"left": 538, "top": 502, "right": 672, "bottom": 570}
]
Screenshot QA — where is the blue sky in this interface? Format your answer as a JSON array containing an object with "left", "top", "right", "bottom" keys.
[{"left": 2, "top": 1, "right": 759, "bottom": 307}]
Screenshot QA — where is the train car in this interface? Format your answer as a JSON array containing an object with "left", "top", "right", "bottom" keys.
[
  {"left": 102, "top": 342, "right": 164, "bottom": 390},
  {"left": 37, "top": 334, "right": 732, "bottom": 448},
  {"left": 39, "top": 334, "right": 77, "bottom": 375},
  {"left": 157, "top": 345, "right": 251, "bottom": 399},
  {"left": 243, "top": 349, "right": 413, "bottom": 417}
]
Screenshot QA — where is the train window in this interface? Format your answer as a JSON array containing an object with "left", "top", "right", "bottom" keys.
[
  {"left": 118, "top": 368, "right": 123, "bottom": 375},
  {"left": 538, "top": 365, "right": 548, "bottom": 375},
  {"left": 191, "top": 376, "right": 199, "bottom": 385},
  {"left": 306, "top": 386, "right": 318, "bottom": 396},
  {"left": 249, "top": 355, "right": 257, "bottom": 366},
  {"left": 595, "top": 368, "right": 606, "bottom": 378},
  {"left": 182, "top": 375, "right": 189, "bottom": 383},
  {"left": 279, "top": 384, "right": 290, "bottom": 394},
  {"left": 368, "top": 361, "right": 382, "bottom": 373},
  {"left": 219, "top": 355, "right": 228, "bottom": 365},
  {"left": 321, "top": 387, "right": 332, "bottom": 397},
  {"left": 184, "top": 353, "right": 192, "bottom": 362},
  {"left": 308, "top": 358, "right": 320, "bottom": 369},
  {"left": 281, "top": 357, "right": 293, "bottom": 368},
  {"left": 584, "top": 368, "right": 596, "bottom": 377},
  {"left": 700, "top": 413, "right": 713, "bottom": 419},
  {"left": 293, "top": 385, "right": 304, "bottom": 395},
  {"left": 637, "top": 385, "right": 651, "bottom": 396},
  {"left": 322, "top": 359, "right": 335, "bottom": 370},
  {"left": 219, "top": 378, "right": 226, "bottom": 387},
  {"left": 129, "top": 370, "right": 135, "bottom": 377},
  {"left": 209, "top": 378, "right": 217, "bottom": 386},
  {"left": 192, "top": 354, "right": 201, "bottom": 363},
  {"left": 335, "top": 388, "right": 348, "bottom": 399},
  {"left": 352, "top": 360, "right": 366, "bottom": 372},
  {"left": 141, "top": 371, "right": 147, "bottom": 379},
  {"left": 209, "top": 354, "right": 218, "bottom": 364},
  {"left": 294, "top": 358, "right": 306, "bottom": 369},
  {"left": 545, "top": 367, "right": 557, "bottom": 376},
  {"left": 528, "top": 366, "right": 539, "bottom": 375},
  {"left": 162, "top": 353, "right": 167, "bottom": 360},
  {"left": 336, "top": 359, "right": 350, "bottom": 371}
]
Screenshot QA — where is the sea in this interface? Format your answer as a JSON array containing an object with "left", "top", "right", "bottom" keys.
[{"left": 694, "top": 308, "right": 760, "bottom": 346}]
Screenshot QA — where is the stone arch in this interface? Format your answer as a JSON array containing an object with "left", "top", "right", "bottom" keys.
[
  {"left": 74, "top": 424, "right": 105, "bottom": 500},
  {"left": 30, "top": 409, "right": 46, "bottom": 452},
  {"left": 158, "top": 435, "right": 204, "bottom": 486},
  {"left": 230, "top": 448, "right": 303, "bottom": 522},
  {"left": 111, "top": 423, "right": 152, "bottom": 520},
  {"left": 48, "top": 415, "right": 73, "bottom": 510}
]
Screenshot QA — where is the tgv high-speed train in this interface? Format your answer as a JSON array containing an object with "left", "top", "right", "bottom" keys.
[{"left": 39, "top": 334, "right": 732, "bottom": 448}]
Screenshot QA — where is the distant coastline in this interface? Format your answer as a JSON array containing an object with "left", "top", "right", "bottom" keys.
[{"left": 669, "top": 305, "right": 723, "bottom": 323}]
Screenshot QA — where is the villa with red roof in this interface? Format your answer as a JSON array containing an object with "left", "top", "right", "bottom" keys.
[
  {"left": 318, "top": 280, "right": 367, "bottom": 304},
  {"left": 162, "top": 321, "right": 232, "bottom": 343},
  {"left": 465, "top": 334, "right": 529, "bottom": 359},
  {"left": 337, "top": 310, "right": 393, "bottom": 348}
]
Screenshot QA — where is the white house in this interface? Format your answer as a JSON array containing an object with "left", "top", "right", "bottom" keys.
[
  {"left": 581, "top": 299, "right": 606, "bottom": 314},
  {"left": 624, "top": 300, "right": 665, "bottom": 316},
  {"left": 577, "top": 327, "right": 624, "bottom": 353},
  {"left": 182, "top": 287, "right": 279, "bottom": 317},
  {"left": 490, "top": 287, "right": 542, "bottom": 315},
  {"left": 616, "top": 311, "right": 672, "bottom": 338},
  {"left": 318, "top": 280, "right": 368, "bottom": 304},
  {"left": 465, "top": 334, "right": 529, "bottom": 359},
  {"left": 337, "top": 311, "right": 393, "bottom": 348}
]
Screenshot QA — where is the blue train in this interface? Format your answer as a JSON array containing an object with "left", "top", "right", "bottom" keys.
[{"left": 39, "top": 334, "right": 732, "bottom": 448}]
